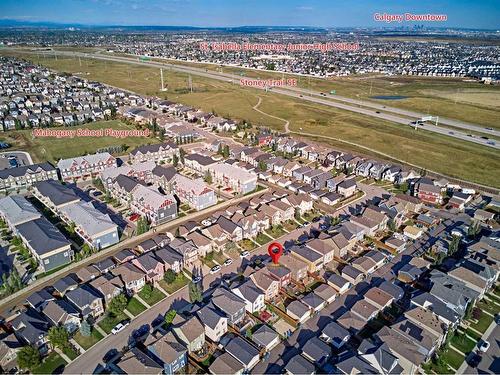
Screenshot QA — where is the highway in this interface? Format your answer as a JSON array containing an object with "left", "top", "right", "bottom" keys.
[{"left": 16, "top": 48, "right": 500, "bottom": 150}]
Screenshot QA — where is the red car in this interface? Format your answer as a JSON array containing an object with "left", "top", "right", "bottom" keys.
[{"left": 129, "top": 213, "right": 140, "bottom": 222}]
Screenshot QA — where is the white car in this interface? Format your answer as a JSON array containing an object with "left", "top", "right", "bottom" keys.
[
  {"left": 240, "top": 251, "right": 250, "bottom": 258},
  {"left": 111, "top": 321, "right": 129, "bottom": 335},
  {"left": 192, "top": 276, "right": 202, "bottom": 283},
  {"left": 223, "top": 259, "right": 233, "bottom": 266},
  {"left": 201, "top": 219, "right": 212, "bottom": 226},
  {"left": 210, "top": 265, "right": 221, "bottom": 274},
  {"left": 478, "top": 340, "right": 490, "bottom": 353}
]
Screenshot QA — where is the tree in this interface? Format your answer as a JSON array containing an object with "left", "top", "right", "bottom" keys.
[
  {"left": 217, "top": 143, "right": 223, "bottom": 155},
  {"left": 164, "top": 269, "right": 177, "bottom": 284},
  {"left": 204, "top": 171, "right": 213, "bottom": 184},
  {"left": 448, "top": 235, "right": 460, "bottom": 256},
  {"left": 108, "top": 294, "right": 128, "bottom": 317},
  {"left": 172, "top": 154, "right": 179, "bottom": 168},
  {"left": 17, "top": 346, "right": 41, "bottom": 371},
  {"left": 387, "top": 219, "right": 397, "bottom": 232},
  {"left": 467, "top": 220, "right": 481, "bottom": 239},
  {"left": 141, "top": 284, "right": 153, "bottom": 300},
  {"left": 136, "top": 217, "right": 150, "bottom": 235},
  {"left": 179, "top": 148, "right": 186, "bottom": 165},
  {"left": 79, "top": 320, "right": 91, "bottom": 337},
  {"left": 164, "top": 309, "right": 177, "bottom": 326},
  {"left": 223, "top": 145, "right": 230, "bottom": 158},
  {"left": 188, "top": 282, "right": 202, "bottom": 303},
  {"left": 258, "top": 160, "right": 267, "bottom": 172},
  {"left": 48, "top": 326, "right": 70, "bottom": 350}
]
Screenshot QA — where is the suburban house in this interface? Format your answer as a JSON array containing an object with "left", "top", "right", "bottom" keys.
[
  {"left": 195, "top": 304, "right": 228, "bottom": 343},
  {"left": 0, "top": 162, "right": 58, "bottom": 194},
  {"left": 88, "top": 274, "right": 124, "bottom": 306},
  {"left": 0, "top": 195, "right": 41, "bottom": 233},
  {"left": 111, "top": 262, "right": 147, "bottom": 295},
  {"left": 251, "top": 324, "right": 280, "bottom": 351},
  {"left": 279, "top": 255, "right": 308, "bottom": 283},
  {"left": 41, "top": 299, "right": 81, "bottom": 333},
  {"left": 231, "top": 280, "right": 266, "bottom": 313},
  {"left": 147, "top": 332, "right": 187, "bottom": 375},
  {"left": 211, "top": 288, "right": 247, "bottom": 326},
  {"left": 132, "top": 252, "right": 166, "bottom": 284},
  {"left": 286, "top": 300, "right": 311, "bottom": 323},
  {"left": 168, "top": 174, "right": 217, "bottom": 211},
  {"left": 58, "top": 152, "right": 117, "bottom": 182},
  {"left": 65, "top": 284, "right": 104, "bottom": 319},
  {"left": 225, "top": 337, "right": 260, "bottom": 370},
  {"left": 320, "top": 321, "right": 350, "bottom": 349},
  {"left": 15, "top": 217, "right": 72, "bottom": 272},
  {"left": 208, "top": 162, "right": 258, "bottom": 194},
  {"left": 208, "top": 352, "right": 244, "bottom": 375},
  {"left": 250, "top": 268, "right": 280, "bottom": 301},
  {"left": 32, "top": 180, "right": 80, "bottom": 212},
  {"left": 172, "top": 316, "right": 206, "bottom": 353},
  {"left": 129, "top": 142, "right": 178, "bottom": 164}
]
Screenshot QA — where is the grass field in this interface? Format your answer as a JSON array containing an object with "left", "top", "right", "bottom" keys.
[
  {"left": 73, "top": 329, "right": 104, "bottom": 350},
  {"left": 3, "top": 49, "right": 499, "bottom": 188},
  {"left": 98, "top": 312, "right": 128, "bottom": 334},
  {"left": 33, "top": 352, "right": 66, "bottom": 375},
  {"left": 158, "top": 273, "right": 189, "bottom": 294},
  {"left": 138, "top": 286, "right": 166, "bottom": 306},
  {"left": 0, "top": 120, "right": 158, "bottom": 163},
  {"left": 126, "top": 297, "right": 147, "bottom": 316}
]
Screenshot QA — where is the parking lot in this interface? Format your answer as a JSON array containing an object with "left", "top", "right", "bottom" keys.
[{"left": 0, "top": 151, "right": 33, "bottom": 170}]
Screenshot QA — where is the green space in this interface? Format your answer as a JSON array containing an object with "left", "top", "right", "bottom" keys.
[
  {"left": 302, "top": 211, "right": 322, "bottom": 223},
  {"left": 32, "top": 352, "right": 67, "bottom": 375},
  {"left": 138, "top": 286, "right": 166, "bottom": 306},
  {"left": 451, "top": 331, "right": 477, "bottom": 353},
  {"left": 201, "top": 253, "right": 217, "bottom": 268},
  {"left": 266, "top": 225, "right": 287, "bottom": 239},
  {"left": 465, "top": 328, "right": 482, "bottom": 342},
  {"left": 126, "top": 297, "right": 147, "bottom": 316},
  {"left": 439, "top": 347, "right": 464, "bottom": 371},
  {"left": 98, "top": 312, "right": 128, "bottom": 334},
  {"left": 158, "top": 273, "right": 189, "bottom": 295},
  {"left": 256, "top": 232, "right": 273, "bottom": 246},
  {"left": 73, "top": 328, "right": 104, "bottom": 350},
  {"left": 476, "top": 299, "right": 498, "bottom": 316},
  {"left": 469, "top": 311, "right": 494, "bottom": 334},
  {"left": 238, "top": 239, "right": 257, "bottom": 251},
  {"left": 212, "top": 250, "right": 228, "bottom": 265},
  {"left": 2, "top": 119, "right": 158, "bottom": 164},
  {"left": 1, "top": 50, "right": 498, "bottom": 188},
  {"left": 62, "top": 346, "right": 79, "bottom": 361}
]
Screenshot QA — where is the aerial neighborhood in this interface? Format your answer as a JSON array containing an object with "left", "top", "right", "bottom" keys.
[{"left": 0, "top": 53, "right": 498, "bottom": 375}]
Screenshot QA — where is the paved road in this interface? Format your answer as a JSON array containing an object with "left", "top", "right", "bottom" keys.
[
  {"left": 461, "top": 322, "right": 500, "bottom": 375},
  {"left": 16, "top": 48, "right": 499, "bottom": 150}
]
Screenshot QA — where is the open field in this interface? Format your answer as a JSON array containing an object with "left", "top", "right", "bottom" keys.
[
  {"left": 0, "top": 120, "right": 158, "bottom": 163},
  {"left": 2, "top": 49, "right": 499, "bottom": 188}
]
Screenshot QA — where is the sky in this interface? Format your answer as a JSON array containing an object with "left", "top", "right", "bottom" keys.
[{"left": 1, "top": 0, "right": 499, "bottom": 29}]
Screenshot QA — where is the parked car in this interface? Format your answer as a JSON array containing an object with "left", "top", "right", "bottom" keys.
[
  {"left": 240, "top": 250, "right": 250, "bottom": 258},
  {"left": 111, "top": 320, "right": 130, "bottom": 335},
  {"left": 223, "top": 258, "right": 233, "bottom": 266},
  {"left": 478, "top": 340, "right": 490, "bottom": 353},
  {"left": 192, "top": 276, "right": 202, "bottom": 283},
  {"left": 467, "top": 352, "right": 482, "bottom": 368},
  {"left": 210, "top": 265, "right": 221, "bottom": 274},
  {"left": 103, "top": 348, "right": 119, "bottom": 363}
]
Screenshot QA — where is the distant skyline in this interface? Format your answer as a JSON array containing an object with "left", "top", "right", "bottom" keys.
[{"left": 1, "top": 0, "right": 499, "bottom": 30}]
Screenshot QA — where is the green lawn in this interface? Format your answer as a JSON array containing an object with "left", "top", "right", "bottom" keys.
[
  {"left": 201, "top": 255, "right": 217, "bottom": 269},
  {"left": 470, "top": 312, "right": 494, "bottom": 334},
  {"left": 138, "top": 287, "right": 166, "bottom": 306},
  {"left": 158, "top": 273, "right": 190, "bottom": 295},
  {"left": 439, "top": 347, "right": 465, "bottom": 370},
  {"left": 238, "top": 239, "right": 257, "bottom": 251},
  {"left": 62, "top": 346, "right": 79, "bottom": 360},
  {"left": 451, "top": 331, "right": 477, "bottom": 353},
  {"left": 3, "top": 120, "right": 159, "bottom": 164},
  {"left": 476, "top": 300, "right": 498, "bottom": 315},
  {"left": 283, "top": 220, "right": 299, "bottom": 232},
  {"left": 212, "top": 250, "right": 228, "bottom": 264},
  {"left": 33, "top": 352, "right": 67, "bottom": 375},
  {"left": 126, "top": 297, "right": 147, "bottom": 316},
  {"left": 73, "top": 328, "right": 104, "bottom": 350},
  {"left": 266, "top": 226, "right": 287, "bottom": 239},
  {"left": 465, "top": 328, "right": 482, "bottom": 342},
  {"left": 98, "top": 312, "right": 128, "bottom": 334},
  {"left": 256, "top": 232, "right": 273, "bottom": 246}
]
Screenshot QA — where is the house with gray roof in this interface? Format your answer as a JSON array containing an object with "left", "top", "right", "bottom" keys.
[
  {"left": 285, "top": 354, "right": 315, "bottom": 375},
  {"left": 26, "top": 288, "right": 55, "bottom": 312},
  {"left": 65, "top": 284, "right": 104, "bottom": 319},
  {"left": 209, "top": 352, "right": 245, "bottom": 375},
  {"left": 32, "top": 180, "right": 80, "bottom": 212},
  {"left": 231, "top": 280, "right": 265, "bottom": 314},
  {"left": 302, "top": 336, "right": 331, "bottom": 367},
  {"left": 147, "top": 332, "right": 187, "bottom": 375},
  {"left": 0, "top": 162, "right": 57, "bottom": 193},
  {"left": 320, "top": 321, "right": 350, "bottom": 349},
  {"left": 195, "top": 303, "right": 228, "bottom": 342},
  {"left": 15, "top": 217, "right": 72, "bottom": 272},
  {"left": 59, "top": 201, "right": 119, "bottom": 250},
  {"left": 251, "top": 324, "right": 279, "bottom": 350},
  {"left": 225, "top": 336, "right": 260, "bottom": 370},
  {"left": 41, "top": 299, "right": 80, "bottom": 333},
  {"left": 53, "top": 275, "right": 79, "bottom": 296},
  {"left": 0, "top": 195, "right": 41, "bottom": 232},
  {"left": 211, "top": 288, "right": 246, "bottom": 326},
  {"left": 286, "top": 300, "right": 311, "bottom": 323},
  {"left": 301, "top": 292, "right": 325, "bottom": 312},
  {"left": 11, "top": 309, "right": 50, "bottom": 350},
  {"left": 172, "top": 316, "right": 205, "bottom": 353}
]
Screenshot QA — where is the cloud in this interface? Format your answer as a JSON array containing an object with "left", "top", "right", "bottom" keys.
[{"left": 296, "top": 6, "right": 313, "bottom": 11}]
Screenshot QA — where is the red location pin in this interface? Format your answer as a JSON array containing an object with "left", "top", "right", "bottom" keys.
[{"left": 268, "top": 242, "right": 284, "bottom": 264}]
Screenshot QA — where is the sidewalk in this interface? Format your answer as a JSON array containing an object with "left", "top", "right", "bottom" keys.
[{"left": 457, "top": 320, "right": 497, "bottom": 374}]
